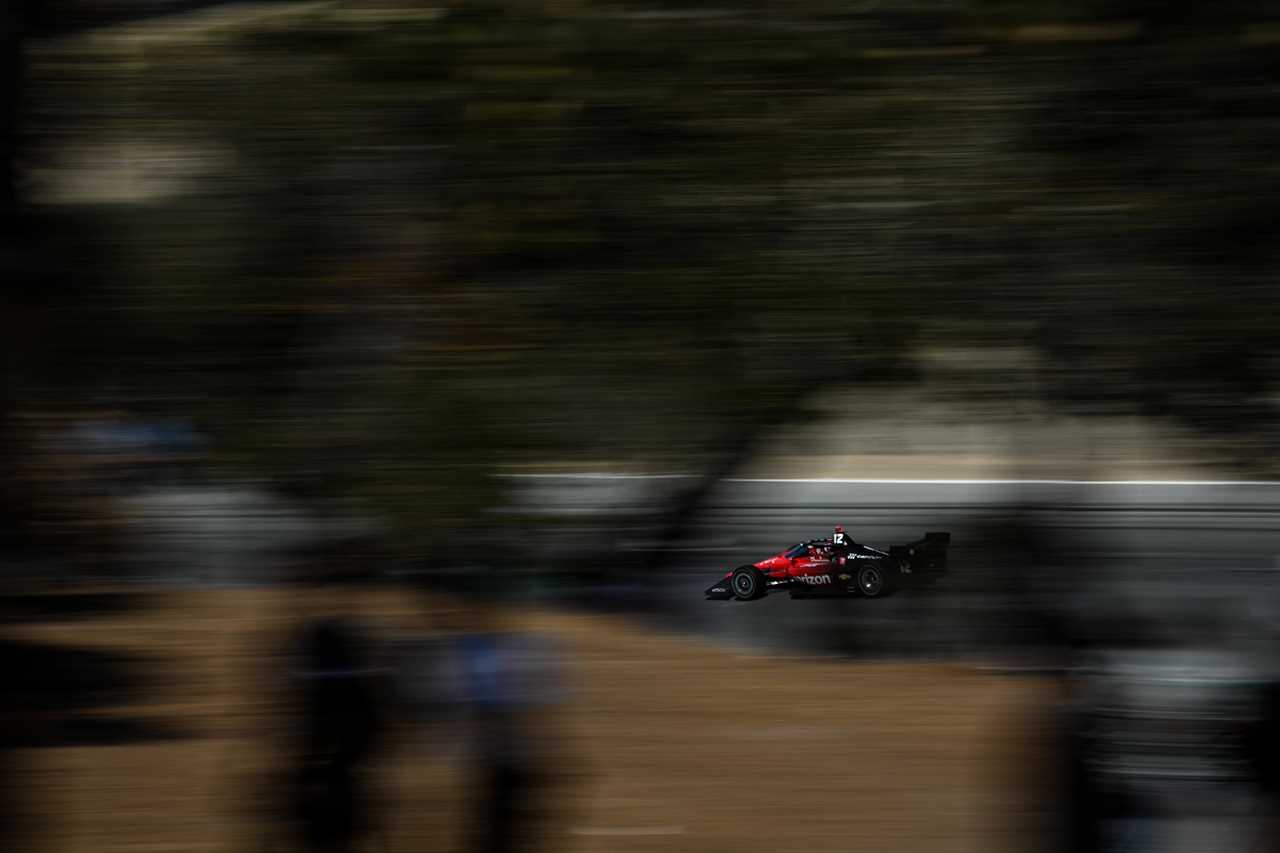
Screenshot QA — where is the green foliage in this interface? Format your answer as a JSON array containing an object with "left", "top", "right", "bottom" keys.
[{"left": 18, "top": 0, "right": 1280, "bottom": 547}]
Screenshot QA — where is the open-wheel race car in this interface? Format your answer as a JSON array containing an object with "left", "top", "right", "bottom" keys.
[{"left": 705, "top": 531, "right": 950, "bottom": 601}]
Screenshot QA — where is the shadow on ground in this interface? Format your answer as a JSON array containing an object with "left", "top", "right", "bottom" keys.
[{"left": 0, "top": 638, "right": 191, "bottom": 748}]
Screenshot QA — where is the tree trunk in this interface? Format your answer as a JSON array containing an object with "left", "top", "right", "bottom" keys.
[{"left": 0, "top": 1, "right": 26, "bottom": 552}]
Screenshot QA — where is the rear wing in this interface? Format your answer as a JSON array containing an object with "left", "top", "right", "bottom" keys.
[{"left": 888, "top": 531, "right": 950, "bottom": 573}]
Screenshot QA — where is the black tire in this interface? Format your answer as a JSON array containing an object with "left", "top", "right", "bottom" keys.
[
  {"left": 730, "top": 567, "right": 764, "bottom": 601},
  {"left": 856, "top": 564, "right": 892, "bottom": 598}
]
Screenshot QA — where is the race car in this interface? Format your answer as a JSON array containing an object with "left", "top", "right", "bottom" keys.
[{"left": 705, "top": 531, "right": 950, "bottom": 601}]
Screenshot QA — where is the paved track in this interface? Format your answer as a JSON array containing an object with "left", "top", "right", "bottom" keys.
[{"left": 510, "top": 476, "right": 1280, "bottom": 656}]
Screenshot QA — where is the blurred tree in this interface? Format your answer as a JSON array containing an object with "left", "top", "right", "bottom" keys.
[
  {"left": 16, "top": 0, "right": 1280, "bottom": 565},
  {"left": 0, "top": 0, "right": 32, "bottom": 552}
]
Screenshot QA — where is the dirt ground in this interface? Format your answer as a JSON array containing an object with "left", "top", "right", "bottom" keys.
[{"left": 5, "top": 586, "right": 1059, "bottom": 853}]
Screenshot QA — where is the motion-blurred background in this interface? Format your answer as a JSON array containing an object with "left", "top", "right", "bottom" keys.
[{"left": 3, "top": 0, "right": 1280, "bottom": 851}]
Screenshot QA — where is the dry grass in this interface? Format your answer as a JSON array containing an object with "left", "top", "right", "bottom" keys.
[{"left": 7, "top": 587, "right": 1057, "bottom": 853}]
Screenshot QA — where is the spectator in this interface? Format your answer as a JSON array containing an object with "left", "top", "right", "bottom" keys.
[
  {"left": 441, "top": 595, "right": 566, "bottom": 853},
  {"left": 287, "top": 616, "right": 388, "bottom": 853}
]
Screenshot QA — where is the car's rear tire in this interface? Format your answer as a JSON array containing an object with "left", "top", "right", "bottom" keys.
[
  {"left": 856, "top": 564, "right": 892, "bottom": 598},
  {"left": 731, "top": 567, "right": 764, "bottom": 601}
]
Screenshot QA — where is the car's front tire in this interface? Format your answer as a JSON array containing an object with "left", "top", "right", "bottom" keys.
[{"left": 731, "top": 566, "right": 764, "bottom": 601}]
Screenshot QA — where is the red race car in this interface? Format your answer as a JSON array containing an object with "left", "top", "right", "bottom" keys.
[{"left": 705, "top": 531, "right": 950, "bottom": 601}]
